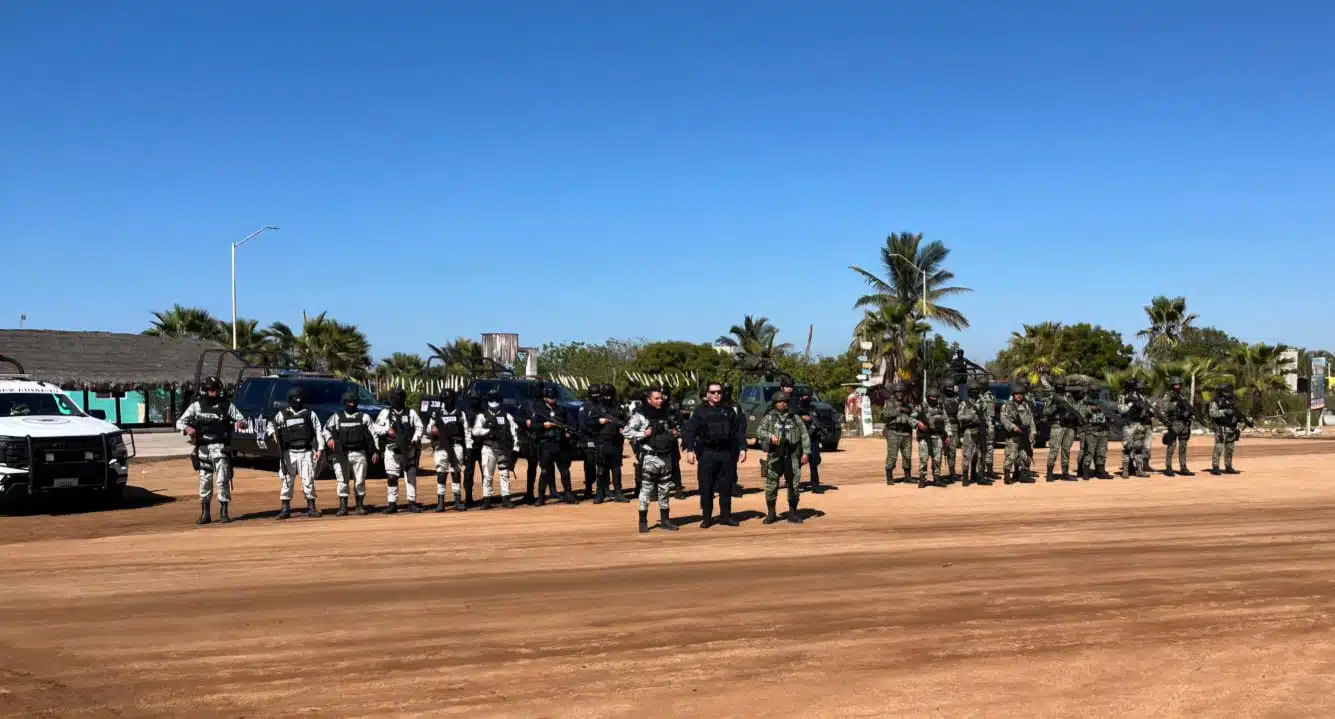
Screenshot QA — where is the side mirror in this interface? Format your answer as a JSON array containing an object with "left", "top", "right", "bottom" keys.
[{"left": 88, "top": 409, "right": 108, "bottom": 420}]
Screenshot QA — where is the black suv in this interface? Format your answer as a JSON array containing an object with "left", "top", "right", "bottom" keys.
[{"left": 228, "top": 372, "right": 386, "bottom": 470}]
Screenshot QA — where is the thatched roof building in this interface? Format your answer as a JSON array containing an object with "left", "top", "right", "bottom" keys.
[{"left": 0, "top": 330, "right": 241, "bottom": 391}]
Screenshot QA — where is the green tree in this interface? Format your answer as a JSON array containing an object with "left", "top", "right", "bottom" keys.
[
  {"left": 998, "top": 322, "right": 1070, "bottom": 386},
  {"left": 263, "top": 312, "right": 372, "bottom": 378},
  {"left": 630, "top": 341, "right": 731, "bottom": 384},
  {"left": 776, "top": 349, "right": 863, "bottom": 401},
  {"left": 1166, "top": 326, "right": 1244, "bottom": 364},
  {"left": 536, "top": 339, "right": 642, "bottom": 382},
  {"left": 1137, "top": 295, "right": 1198, "bottom": 360},
  {"left": 143, "top": 305, "right": 227, "bottom": 343},
  {"left": 1058, "top": 323, "right": 1134, "bottom": 376},
  {"left": 376, "top": 352, "right": 428, "bottom": 379},
  {"left": 849, "top": 232, "right": 970, "bottom": 388},
  {"left": 1225, "top": 342, "right": 1291, "bottom": 414},
  {"left": 715, "top": 315, "right": 791, "bottom": 356},
  {"left": 427, "top": 338, "right": 488, "bottom": 377}
]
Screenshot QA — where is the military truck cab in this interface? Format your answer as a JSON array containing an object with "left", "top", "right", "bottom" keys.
[{"left": 739, "top": 382, "right": 842, "bottom": 450}]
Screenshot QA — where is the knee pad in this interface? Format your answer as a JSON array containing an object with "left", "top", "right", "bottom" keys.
[{"left": 386, "top": 477, "right": 399, "bottom": 488}]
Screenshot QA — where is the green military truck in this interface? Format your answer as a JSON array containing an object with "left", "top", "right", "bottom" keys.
[{"left": 738, "top": 381, "right": 842, "bottom": 451}]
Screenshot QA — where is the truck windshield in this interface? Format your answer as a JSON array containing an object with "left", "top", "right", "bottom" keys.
[
  {"left": 0, "top": 392, "right": 86, "bottom": 418},
  {"left": 763, "top": 385, "right": 811, "bottom": 401}
]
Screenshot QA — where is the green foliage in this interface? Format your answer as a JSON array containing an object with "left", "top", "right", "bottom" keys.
[
  {"left": 145, "top": 306, "right": 372, "bottom": 378},
  {"left": 775, "top": 349, "right": 862, "bottom": 402},
  {"left": 1138, "top": 295, "right": 1199, "bottom": 361},
  {"left": 376, "top": 352, "right": 428, "bottom": 378},
  {"left": 1165, "top": 326, "right": 1244, "bottom": 364},
  {"left": 143, "top": 305, "right": 228, "bottom": 343},
  {"left": 427, "top": 337, "right": 485, "bottom": 377},
  {"left": 996, "top": 322, "right": 1133, "bottom": 385},
  {"left": 536, "top": 339, "right": 643, "bottom": 382},
  {"left": 631, "top": 342, "right": 730, "bottom": 381}
]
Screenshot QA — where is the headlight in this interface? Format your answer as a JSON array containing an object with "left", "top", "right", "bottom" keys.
[
  {"left": 108, "top": 432, "right": 128, "bottom": 459},
  {"left": 0, "top": 437, "right": 28, "bottom": 467}
]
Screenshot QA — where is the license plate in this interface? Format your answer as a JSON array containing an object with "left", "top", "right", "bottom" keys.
[{"left": 53, "top": 478, "right": 80, "bottom": 489}]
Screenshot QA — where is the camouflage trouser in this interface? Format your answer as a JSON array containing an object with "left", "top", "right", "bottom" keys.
[
  {"left": 1003, "top": 435, "right": 1032, "bottom": 474},
  {"left": 1211, "top": 428, "right": 1238, "bottom": 470},
  {"left": 1047, "top": 425, "right": 1077, "bottom": 474},
  {"left": 960, "top": 428, "right": 982, "bottom": 476},
  {"left": 885, "top": 431, "right": 913, "bottom": 476},
  {"left": 1082, "top": 433, "right": 1108, "bottom": 472},
  {"left": 764, "top": 452, "right": 803, "bottom": 506},
  {"left": 918, "top": 435, "right": 945, "bottom": 481},
  {"left": 1121, "top": 422, "right": 1147, "bottom": 475},
  {"left": 195, "top": 443, "right": 232, "bottom": 503},
  {"left": 1164, "top": 422, "right": 1191, "bottom": 469},
  {"left": 944, "top": 424, "right": 959, "bottom": 475},
  {"left": 638, "top": 453, "right": 674, "bottom": 511},
  {"left": 980, "top": 423, "right": 995, "bottom": 471}
]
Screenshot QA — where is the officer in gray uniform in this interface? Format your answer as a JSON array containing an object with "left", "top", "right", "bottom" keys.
[
  {"left": 177, "top": 376, "right": 248, "bottom": 525},
  {"left": 324, "top": 390, "right": 378, "bottom": 516},
  {"left": 267, "top": 386, "right": 327, "bottom": 520}
]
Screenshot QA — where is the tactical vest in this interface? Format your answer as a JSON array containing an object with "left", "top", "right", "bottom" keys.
[
  {"left": 481, "top": 410, "right": 515, "bottom": 449},
  {"left": 278, "top": 408, "right": 316, "bottom": 450},
  {"left": 699, "top": 405, "right": 735, "bottom": 449},
  {"left": 643, "top": 416, "right": 677, "bottom": 456},
  {"left": 432, "top": 410, "right": 465, "bottom": 446},
  {"left": 387, "top": 409, "right": 415, "bottom": 455},
  {"left": 957, "top": 403, "right": 979, "bottom": 428},
  {"left": 533, "top": 404, "right": 565, "bottom": 444},
  {"left": 768, "top": 412, "right": 803, "bottom": 452},
  {"left": 333, "top": 412, "right": 370, "bottom": 452},
  {"left": 1084, "top": 403, "right": 1109, "bottom": 432},
  {"left": 1124, "top": 394, "right": 1150, "bottom": 422},
  {"left": 194, "top": 398, "right": 232, "bottom": 445}
]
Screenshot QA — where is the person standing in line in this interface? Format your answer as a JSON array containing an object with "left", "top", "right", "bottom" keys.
[
  {"left": 682, "top": 381, "right": 745, "bottom": 528},
  {"left": 472, "top": 390, "right": 520, "bottom": 509},
  {"left": 324, "top": 390, "right": 378, "bottom": 516},
  {"left": 621, "top": 388, "right": 681, "bottom": 533},
  {"left": 374, "top": 388, "right": 424, "bottom": 513},
  {"left": 268, "top": 386, "right": 327, "bottom": 519},
  {"left": 178, "top": 376, "right": 249, "bottom": 525}
]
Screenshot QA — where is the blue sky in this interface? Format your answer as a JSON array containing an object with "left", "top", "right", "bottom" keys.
[{"left": 3, "top": 1, "right": 1331, "bottom": 363}]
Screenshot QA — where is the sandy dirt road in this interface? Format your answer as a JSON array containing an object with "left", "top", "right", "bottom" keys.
[{"left": 1, "top": 438, "right": 1333, "bottom": 717}]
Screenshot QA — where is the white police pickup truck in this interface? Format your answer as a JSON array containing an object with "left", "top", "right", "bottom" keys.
[{"left": 0, "top": 371, "right": 133, "bottom": 507}]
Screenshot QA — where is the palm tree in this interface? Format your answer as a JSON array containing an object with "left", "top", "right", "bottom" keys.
[
  {"left": 851, "top": 302, "right": 928, "bottom": 386},
  {"left": 1137, "top": 296, "right": 1198, "bottom": 360},
  {"left": 376, "top": 352, "right": 428, "bottom": 379},
  {"left": 1006, "top": 322, "right": 1068, "bottom": 387},
  {"left": 230, "top": 318, "right": 270, "bottom": 359},
  {"left": 849, "top": 232, "right": 971, "bottom": 330},
  {"left": 428, "top": 338, "right": 487, "bottom": 377},
  {"left": 1225, "top": 342, "right": 1290, "bottom": 414},
  {"left": 716, "top": 315, "right": 791, "bottom": 356},
  {"left": 262, "top": 313, "right": 372, "bottom": 378},
  {"left": 144, "top": 305, "right": 227, "bottom": 343}
]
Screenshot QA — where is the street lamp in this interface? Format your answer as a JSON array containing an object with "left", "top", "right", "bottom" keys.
[
  {"left": 231, "top": 226, "right": 280, "bottom": 349},
  {"left": 889, "top": 252, "right": 929, "bottom": 402}
]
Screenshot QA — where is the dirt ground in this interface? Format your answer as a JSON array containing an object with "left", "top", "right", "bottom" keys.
[{"left": 1, "top": 438, "right": 1333, "bottom": 718}]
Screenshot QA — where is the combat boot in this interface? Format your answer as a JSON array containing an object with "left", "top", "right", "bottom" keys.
[
  {"left": 917, "top": 475, "right": 929, "bottom": 489},
  {"left": 1179, "top": 466, "right": 1194, "bottom": 476},
  {"left": 638, "top": 510, "right": 649, "bottom": 533},
  {"left": 197, "top": 499, "right": 211, "bottom": 526},
  {"left": 355, "top": 495, "right": 369, "bottom": 515},
  {"left": 1164, "top": 467, "right": 1175, "bottom": 477},
  {"left": 1003, "top": 468, "right": 1014, "bottom": 485},
  {"left": 700, "top": 515, "right": 714, "bottom": 529},
  {"left": 1046, "top": 467, "right": 1056, "bottom": 482},
  {"left": 885, "top": 467, "right": 894, "bottom": 485},
  {"left": 1224, "top": 467, "right": 1239, "bottom": 474},
  {"left": 275, "top": 500, "right": 291, "bottom": 520},
  {"left": 480, "top": 497, "right": 493, "bottom": 510},
  {"left": 435, "top": 495, "right": 447, "bottom": 512},
  {"left": 1209, "top": 467, "right": 1221, "bottom": 475},
  {"left": 659, "top": 508, "right": 679, "bottom": 531},
  {"left": 1020, "top": 471, "right": 1036, "bottom": 484},
  {"left": 732, "top": 484, "right": 744, "bottom": 498},
  {"left": 718, "top": 514, "right": 740, "bottom": 527},
  {"left": 453, "top": 492, "right": 466, "bottom": 511},
  {"left": 786, "top": 501, "right": 804, "bottom": 524},
  {"left": 218, "top": 502, "right": 231, "bottom": 524},
  {"left": 763, "top": 500, "right": 780, "bottom": 525},
  {"left": 407, "top": 501, "right": 423, "bottom": 513},
  {"left": 305, "top": 499, "right": 320, "bottom": 518},
  {"left": 563, "top": 490, "right": 579, "bottom": 505},
  {"left": 961, "top": 468, "right": 972, "bottom": 487},
  {"left": 384, "top": 502, "right": 398, "bottom": 514},
  {"left": 501, "top": 494, "right": 515, "bottom": 509},
  {"left": 336, "top": 497, "right": 349, "bottom": 517}
]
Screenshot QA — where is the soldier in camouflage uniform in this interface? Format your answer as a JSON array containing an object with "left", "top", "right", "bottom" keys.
[
  {"left": 880, "top": 382, "right": 916, "bottom": 484},
  {"left": 1079, "top": 391, "right": 1111, "bottom": 479},
  {"left": 1042, "top": 376, "right": 1084, "bottom": 481},
  {"left": 914, "top": 385, "right": 952, "bottom": 488},
  {"left": 940, "top": 380, "right": 961, "bottom": 482},
  {"left": 1208, "top": 384, "right": 1249, "bottom": 475},
  {"left": 999, "top": 381, "right": 1036, "bottom": 484},
  {"left": 1159, "top": 377, "right": 1195, "bottom": 476},
  {"left": 971, "top": 377, "right": 999, "bottom": 478},
  {"left": 1117, "top": 379, "right": 1153, "bottom": 478},
  {"left": 755, "top": 392, "right": 812, "bottom": 525},
  {"left": 954, "top": 389, "right": 991, "bottom": 486}
]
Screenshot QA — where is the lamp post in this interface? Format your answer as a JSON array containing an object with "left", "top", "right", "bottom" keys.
[
  {"left": 231, "top": 226, "right": 280, "bottom": 350},
  {"left": 889, "top": 252, "right": 929, "bottom": 401}
]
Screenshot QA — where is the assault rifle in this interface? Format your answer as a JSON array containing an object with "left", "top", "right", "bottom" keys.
[{"left": 1051, "top": 393, "right": 1086, "bottom": 427}]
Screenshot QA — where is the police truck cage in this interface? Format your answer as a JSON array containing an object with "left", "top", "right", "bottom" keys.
[
  {"left": 0, "top": 354, "right": 30, "bottom": 379},
  {"left": 192, "top": 348, "right": 304, "bottom": 393}
]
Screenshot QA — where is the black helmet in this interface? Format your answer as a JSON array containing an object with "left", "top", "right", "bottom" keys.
[
  {"left": 602, "top": 385, "right": 617, "bottom": 404},
  {"left": 940, "top": 380, "right": 955, "bottom": 394},
  {"left": 1052, "top": 376, "right": 1066, "bottom": 389},
  {"left": 201, "top": 376, "right": 222, "bottom": 394},
  {"left": 440, "top": 387, "right": 458, "bottom": 409},
  {"left": 389, "top": 387, "right": 407, "bottom": 409},
  {"left": 541, "top": 384, "right": 559, "bottom": 400},
  {"left": 926, "top": 386, "right": 940, "bottom": 399},
  {"left": 485, "top": 389, "right": 502, "bottom": 404},
  {"left": 1219, "top": 383, "right": 1234, "bottom": 395},
  {"left": 287, "top": 386, "right": 305, "bottom": 406},
  {"left": 341, "top": 389, "right": 359, "bottom": 406}
]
